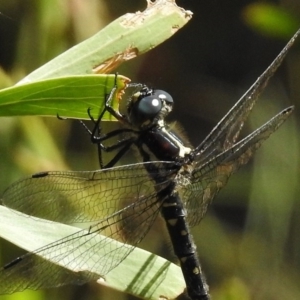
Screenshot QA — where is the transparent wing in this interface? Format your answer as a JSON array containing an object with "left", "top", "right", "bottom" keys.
[
  {"left": 194, "top": 29, "right": 299, "bottom": 165},
  {"left": 0, "top": 162, "right": 178, "bottom": 293},
  {"left": 0, "top": 233, "right": 103, "bottom": 293},
  {"left": 182, "top": 107, "right": 293, "bottom": 227},
  {"left": 1, "top": 162, "right": 177, "bottom": 224}
]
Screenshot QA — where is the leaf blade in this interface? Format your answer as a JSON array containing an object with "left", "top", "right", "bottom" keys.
[
  {"left": 0, "top": 74, "right": 129, "bottom": 120},
  {"left": 0, "top": 206, "right": 185, "bottom": 299},
  {"left": 18, "top": 1, "right": 192, "bottom": 83}
]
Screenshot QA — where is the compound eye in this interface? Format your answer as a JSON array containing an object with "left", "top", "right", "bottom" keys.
[
  {"left": 128, "top": 88, "right": 174, "bottom": 128},
  {"left": 152, "top": 90, "right": 174, "bottom": 105},
  {"left": 138, "top": 95, "right": 162, "bottom": 118},
  {"left": 128, "top": 94, "right": 162, "bottom": 127}
]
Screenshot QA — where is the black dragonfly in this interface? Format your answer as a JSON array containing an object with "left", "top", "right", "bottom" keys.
[{"left": 0, "top": 30, "right": 298, "bottom": 300}]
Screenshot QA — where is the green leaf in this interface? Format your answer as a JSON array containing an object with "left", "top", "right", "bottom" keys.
[
  {"left": 0, "top": 74, "right": 129, "bottom": 120},
  {"left": 19, "top": 0, "right": 192, "bottom": 84},
  {"left": 0, "top": 206, "right": 185, "bottom": 299},
  {"left": 0, "top": 1, "right": 192, "bottom": 120}
]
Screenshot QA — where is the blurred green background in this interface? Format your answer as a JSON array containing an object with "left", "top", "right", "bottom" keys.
[{"left": 0, "top": 0, "right": 300, "bottom": 299}]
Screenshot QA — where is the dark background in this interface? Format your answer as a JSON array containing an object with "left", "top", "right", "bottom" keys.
[{"left": 0, "top": 1, "right": 300, "bottom": 299}]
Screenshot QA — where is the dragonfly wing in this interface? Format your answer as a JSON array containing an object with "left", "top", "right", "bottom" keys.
[
  {"left": 183, "top": 107, "right": 293, "bottom": 227},
  {"left": 194, "top": 29, "right": 299, "bottom": 165},
  {"left": 1, "top": 162, "right": 177, "bottom": 224},
  {"left": 0, "top": 161, "right": 180, "bottom": 293},
  {"left": 0, "top": 245, "right": 100, "bottom": 294},
  {"left": 0, "top": 163, "right": 175, "bottom": 293}
]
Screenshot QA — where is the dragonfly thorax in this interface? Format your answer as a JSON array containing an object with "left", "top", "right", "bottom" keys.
[{"left": 127, "top": 87, "right": 174, "bottom": 130}]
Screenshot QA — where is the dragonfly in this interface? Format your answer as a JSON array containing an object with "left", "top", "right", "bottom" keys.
[{"left": 0, "top": 30, "right": 298, "bottom": 300}]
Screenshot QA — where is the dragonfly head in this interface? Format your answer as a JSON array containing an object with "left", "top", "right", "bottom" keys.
[{"left": 127, "top": 86, "right": 174, "bottom": 129}]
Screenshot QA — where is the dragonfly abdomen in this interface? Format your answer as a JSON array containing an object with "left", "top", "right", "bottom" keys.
[{"left": 160, "top": 192, "right": 209, "bottom": 300}]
